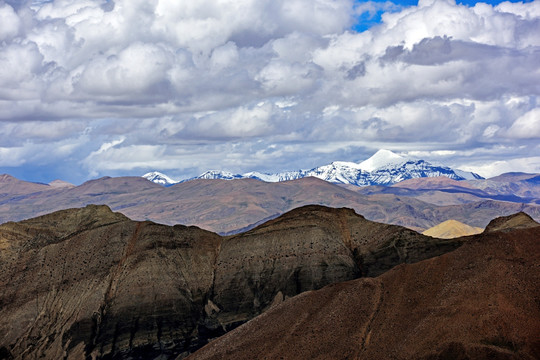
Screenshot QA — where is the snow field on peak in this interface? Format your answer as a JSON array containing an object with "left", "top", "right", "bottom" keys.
[
  {"left": 358, "top": 149, "right": 407, "bottom": 172},
  {"left": 142, "top": 172, "right": 178, "bottom": 186},
  {"left": 143, "top": 150, "right": 483, "bottom": 187}
]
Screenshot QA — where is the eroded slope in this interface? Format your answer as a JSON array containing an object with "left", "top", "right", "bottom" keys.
[
  {"left": 189, "top": 214, "right": 540, "bottom": 360},
  {"left": 1, "top": 204, "right": 466, "bottom": 359}
]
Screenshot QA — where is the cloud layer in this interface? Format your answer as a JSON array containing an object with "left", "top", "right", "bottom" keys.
[{"left": 0, "top": 0, "right": 539, "bottom": 182}]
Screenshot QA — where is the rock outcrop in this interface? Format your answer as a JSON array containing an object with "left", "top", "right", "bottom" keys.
[
  {"left": 189, "top": 216, "right": 540, "bottom": 360},
  {"left": 208, "top": 205, "right": 463, "bottom": 335},
  {"left": 0, "top": 205, "right": 222, "bottom": 359},
  {"left": 483, "top": 211, "right": 539, "bottom": 233},
  {"left": 0, "top": 204, "right": 465, "bottom": 359}
]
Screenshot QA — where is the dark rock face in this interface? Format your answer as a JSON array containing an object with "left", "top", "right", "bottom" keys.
[
  {"left": 0, "top": 205, "right": 221, "bottom": 359},
  {"left": 188, "top": 221, "right": 540, "bottom": 360},
  {"left": 1, "top": 204, "right": 465, "bottom": 359}
]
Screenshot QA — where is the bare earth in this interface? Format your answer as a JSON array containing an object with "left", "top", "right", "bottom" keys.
[
  {"left": 189, "top": 213, "right": 540, "bottom": 360},
  {"left": 422, "top": 219, "right": 483, "bottom": 238},
  {"left": 1, "top": 174, "right": 539, "bottom": 234},
  {"left": 0, "top": 204, "right": 464, "bottom": 359}
]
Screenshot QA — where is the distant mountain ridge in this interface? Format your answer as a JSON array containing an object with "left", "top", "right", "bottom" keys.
[
  {"left": 2, "top": 173, "right": 538, "bottom": 235},
  {"left": 143, "top": 149, "right": 483, "bottom": 187}
]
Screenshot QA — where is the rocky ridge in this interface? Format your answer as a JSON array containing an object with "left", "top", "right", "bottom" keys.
[
  {"left": 189, "top": 213, "right": 540, "bottom": 360},
  {"left": 0, "top": 204, "right": 465, "bottom": 359},
  {"left": 483, "top": 211, "right": 539, "bottom": 233}
]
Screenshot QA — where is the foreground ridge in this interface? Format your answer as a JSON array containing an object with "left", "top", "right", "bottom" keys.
[
  {"left": 189, "top": 213, "right": 540, "bottom": 360},
  {"left": 0, "top": 204, "right": 469, "bottom": 359}
]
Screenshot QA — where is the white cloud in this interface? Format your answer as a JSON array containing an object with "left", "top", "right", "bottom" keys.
[
  {"left": 0, "top": 134, "right": 90, "bottom": 168},
  {"left": 179, "top": 102, "right": 275, "bottom": 139},
  {"left": 0, "top": 120, "right": 87, "bottom": 144},
  {"left": 459, "top": 156, "right": 540, "bottom": 178},
  {"left": 505, "top": 108, "right": 540, "bottom": 139},
  {"left": 76, "top": 42, "right": 173, "bottom": 97},
  {"left": 92, "top": 137, "right": 126, "bottom": 154},
  {"left": 210, "top": 42, "right": 240, "bottom": 71},
  {"left": 84, "top": 144, "right": 169, "bottom": 172},
  {"left": 0, "top": 0, "right": 539, "bottom": 182},
  {"left": 0, "top": 3, "right": 20, "bottom": 41},
  {"left": 0, "top": 42, "right": 43, "bottom": 91},
  {"left": 0, "top": 146, "right": 28, "bottom": 167},
  {"left": 496, "top": 1, "right": 540, "bottom": 21},
  {"left": 256, "top": 60, "right": 322, "bottom": 96},
  {"left": 482, "top": 124, "right": 500, "bottom": 138}
]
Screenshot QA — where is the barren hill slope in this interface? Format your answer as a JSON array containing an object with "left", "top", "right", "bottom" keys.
[
  {"left": 0, "top": 174, "right": 53, "bottom": 198},
  {"left": 392, "top": 176, "right": 478, "bottom": 190},
  {"left": 0, "top": 204, "right": 463, "bottom": 359},
  {"left": 422, "top": 219, "right": 483, "bottom": 238},
  {"left": 1, "top": 175, "right": 540, "bottom": 235},
  {"left": 189, "top": 213, "right": 540, "bottom": 360},
  {"left": 349, "top": 173, "right": 540, "bottom": 206},
  {"left": 484, "top": 211, "right": 539, "bottom": 233}
]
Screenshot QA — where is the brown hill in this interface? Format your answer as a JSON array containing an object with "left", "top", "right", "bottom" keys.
[
  {"left": 422, "top": 219, "right": 483, "bottom": 238},
  {"left": 484, "top": 211, "right": 540, "bottom": 233},
  {"left": 388, "top": 177, "right": 487, "bottom": 206},
  {"left": 468, "top": 172, "right": 540, "bottom": 201},
  {"left": 1, "top": 175, "right": 539, "bottom": 235},
  {"left": 0, "top": 204, "right": 463, "bottom": 359},
  {"left": 189, "top": 214, "right": 540, "bottom": 360},
  {"left": 487, "top": 172, "right": 538, "bottom": 182},
  {"left": 348, "top": 173, "right": 540, "bottom": 206},
  {"left": 0, "top": 174, "right": 52, "bottom": 196},
  {"left": 344, "top": 182, "right": 488, "bottom": 206},
  {"left": 392, "top": 176, "right": 478, "bottom": 190}
]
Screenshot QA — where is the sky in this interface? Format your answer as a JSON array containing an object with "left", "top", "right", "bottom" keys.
[{"left": 0, "top": 0, "right": 539, "bottom": 184}]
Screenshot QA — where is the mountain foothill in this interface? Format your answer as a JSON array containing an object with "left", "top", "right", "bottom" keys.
[{"left": 0, "top": 150, "right": 539, "bottom": 359}]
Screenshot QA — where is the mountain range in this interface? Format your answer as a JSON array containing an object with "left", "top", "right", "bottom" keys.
[
  {"left": 143, "top": 149, "right": 484, "bottom": 187},
  {"left": 1, "top": 172, "right": 539, "bottom": 235},
  {"left": 0, "top": 204, "right": 456, "bottom": 359},
  {"left": 1, "top": 153, "right": 539, "bottom": 359}
]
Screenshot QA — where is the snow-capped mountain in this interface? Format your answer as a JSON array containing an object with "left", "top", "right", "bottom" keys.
[
  {"left": 142, "top": 172, "right": 178, "bottom": 186},
  {"left": 357, "top": 149, "right": 406, "bottom": 172},
  {"left": 143, "top": 150, "right": 483, "bottom": 187},
  {"left": 453, "top": 169, "right": 484, "bottom": 181},
  {"left": 196, "top": 170, "right": 244, "bottom": 180},
  {"left": 242, "top": 171, "right": 305, "bottom": 182}
]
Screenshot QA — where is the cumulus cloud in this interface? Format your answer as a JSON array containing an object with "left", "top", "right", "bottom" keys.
[
  {"left": 505, "top": 108, "right": 540, "bottom": 139},
  {"left": 0, "top": 0, "right": 539, "bottom": 183},
  {"left": 0, "top": 2, "right": 20, "bottom": 40},
  {"left": 459, "top": 156, "right": 540, "bottom": 178}
]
